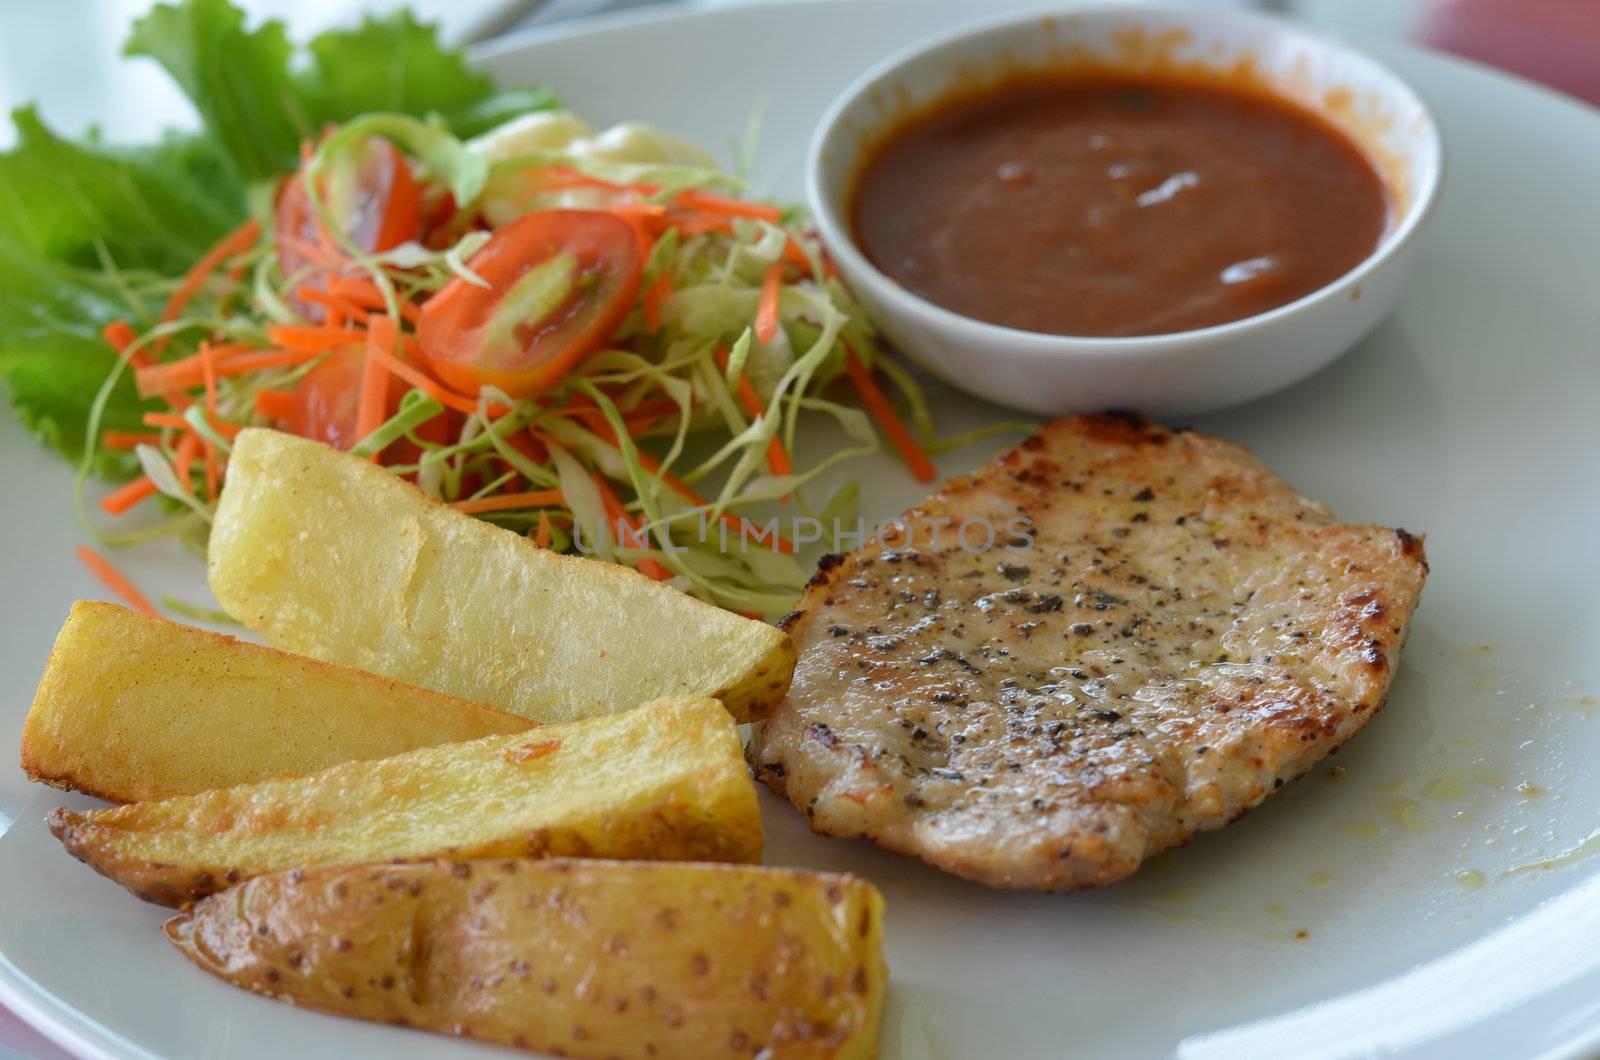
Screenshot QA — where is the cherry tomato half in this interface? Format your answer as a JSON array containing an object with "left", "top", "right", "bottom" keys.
[
  {"left": 417, "top": 210, "right": 643, "bottom": 399},
  {"left": 287, "top": 347, "right": 366, "bottom": 451},
  {"left": 327, "top": 137, "right": 422, "bottom": 254},
  {"left": 277, "top": 137, "right": 421, "bottom": 320},
  {"left": 288, "top": 346, "right": 448, "bottom": 458}
]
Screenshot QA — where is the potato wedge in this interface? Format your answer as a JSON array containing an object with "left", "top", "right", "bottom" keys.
[
  {"left": 50, "top": 697, "right": 761, "bottom": 906},
  {"left": 166, "top": 858, "right": 886, "bottom": 1060},
  {"left": 207, "top": 428, "right": 795, "bottom": 725},
  {"left": 21, "top": 601, "right": 530, "bottom": 803}
]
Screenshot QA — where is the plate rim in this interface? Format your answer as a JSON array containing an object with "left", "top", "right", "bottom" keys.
[
  {"left": 6, "top": 2, "right": 1600, "bottom": 1057},
  {"left": 0, "top": 951, "right": 153, "bottom": 1060}
]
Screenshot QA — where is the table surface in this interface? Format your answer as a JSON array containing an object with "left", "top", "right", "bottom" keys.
[{"left": 0, "top": 0, "right": 1426, "bottom": 1055}]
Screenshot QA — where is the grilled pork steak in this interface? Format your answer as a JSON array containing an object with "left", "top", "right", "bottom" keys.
[{"left": 752, "top": 414, "right": 1427, "bottom": 890}]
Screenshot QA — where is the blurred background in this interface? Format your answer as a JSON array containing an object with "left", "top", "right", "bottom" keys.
[
  {"left": 0, "top": 0, "right": 1595, "bottom": 152},
  {"left": 0, "top": 0, "right": 1593, "bottom": 1056}
]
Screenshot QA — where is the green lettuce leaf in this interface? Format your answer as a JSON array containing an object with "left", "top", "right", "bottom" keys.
[
  {"left": 0, "top": 243, "right": 146, "bottom": 478},
  {"left": 0, "top": 107, "right": 243, "bottom": 472},
  {"left": 123, "top": 0, "right": 306, "bottom": 182},
  {"left": 1, "top": 0, "right": 555, "bottom": 474},
  {"left": 0, "top": 106, "right": 242, "bottom": 273},
  {"left": 126, "top": 0, "right": 557, "bottom": 182},
  {"left": 299, "top": 11, "right": 557, "bottom": 139}
]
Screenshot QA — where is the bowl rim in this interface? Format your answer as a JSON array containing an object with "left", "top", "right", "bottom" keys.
[{"left": 804, "top": 1, "right": 1448, "bottom": 357}]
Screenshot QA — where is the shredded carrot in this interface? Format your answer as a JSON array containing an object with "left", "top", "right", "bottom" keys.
[
  {"left": 363, "top": 343, "right": 481, "bottom": 416},
  {"left": 102, "top": 320, "right": 137, "bottom": 348},
  {"left": 534, "top": 511, "right": 553, "bottom": 548},
  {"left": 102, "top": 321, "right": 151, "bottom": 370},
  {"left": 594, "top": 475, "right": 662, "bottom": 555},
  {"left": 636, "top": 556, "right": 674, "bottom": 580},
  {"left": 76, "top": 546, "right": 161, "bottom": 618},
  {"left": 642, "top": 270, "right": 671, "bottom": 331},
  {"left": 791, "top": 224, "right": 839, "bottom": 278},
  {"left": 537, "top": 166, "right": 653, "bottom": 196},
  {"left": 747, "top": 404, "right": 793, "bottom": 480},
  {"left": 276, "top": 233, "right": 343, "bottom": 267},
  {"left": 674, "top": 188, "right": 782, "bottom": 223},
  {"left": 618, "top": 445, "right": 691, "bottom": 503},
  {"left": 781, "top": 239, "right": 812, "bottom": 272},
  {"left": 102, "top": 431, "right": 162, "bottom": 451},
  {"left": 156, "top": 219, "right": 261, "bottom": 351},
  {"left": 606, "top": 200, "right": 669, "bottom": 221},
  {"left": 356, "top": 317, "right": 396, "bottom": 458},
  {"left": 598, "top": 425, "right": 684, "bottom": 494},
  {"left": 172, "top": 432, "right": 202, "bottom": 495},
  {"left": 560, "top": 396, "right": 676, "bottom": 437},
  {"left": 450, "top": 489, "right": 566, "bottom": 515},
  {"left": 755, "top": 260, "right": 784, "bottom": 344},
  {"left": 322, "top": 276, "right": 381, "bottom": 301},
  {"left": 579, "top": 413, "right": 793, "bottom": 554},
  {"left": 254, "top": 390, "right": 297, "bottom": 419},
  {"left": 664, "top": 213, "right": 733, "bottom": 238},
  {"left": 550, "top": 419, "right": 793, "bottom": 557},
  {"left": 622, "top": 411, "right": 667, "bottom": 438},
  {"left": 534, "top": 169, "right": 611, "bottom": 193},
  {"left": 511, "top": 430, "right": 549, "bottom": 467},
  {"left": 199, "top": 342, "right": 220, "bottom": 415},
  {"left": 298, "top": 285, "right": 370, "bottom": 325},
  {"left": 213, "top": 348, "right": 321, "bottom": 375},
  {"left": 203, "top": 439, "right": 220, "bottom": 500},
  {"left": 594, "top": 475, "right": 633, "bottom": 529},
  {"left": 133, "top": 346, "right": 242, "bottom": 395},
  {"left": 143, "top": 412, "right": 241, "bottom": 438},
  {"left": 701, "top": 492, "right": 794, "bottom": 552},
  {"left": 717, "top": 348, "right": 791, "bottom": 481},
  {"left": 266, "top": 324, "right": 368, "bottom": 353},
  {"left": 325, "top": 277, "right": 422, "bottom": 324},
  {"left": 195, "top": 341, "right": 222, "bottom": 499},
  {"left": 135, "top": 347, "right": 318, "bottom": 397},
  {"left": 99, "top": 476, "right": 159, "bottom": 516},
  {"left": 842, "top": 346, "right": 936, "bottom": 483}
]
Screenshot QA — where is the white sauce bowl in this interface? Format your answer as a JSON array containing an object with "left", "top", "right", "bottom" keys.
[{"left": 807, "top": 4, "right": 1445, "bottom": 416}]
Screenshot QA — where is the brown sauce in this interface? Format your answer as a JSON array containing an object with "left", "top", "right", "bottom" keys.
[{"left": 850, "top": 74, "right": 1390, "bottom": 337}]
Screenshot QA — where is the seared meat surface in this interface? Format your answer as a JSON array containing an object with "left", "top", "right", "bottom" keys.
[{"left": 752, "top": 414, "right": 1427, "bottom": 890}]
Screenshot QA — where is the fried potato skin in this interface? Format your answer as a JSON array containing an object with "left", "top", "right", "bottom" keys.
[
  {"left": 51, "top": 698, "right": 761, "bottom": 906},
  {"left": 166, "top": 859, "right": 885, "bottom": 1060},
  {"left": 207, "top": 429, "right": 795, "bottom": 724},
  {"left": 20, "top": 601, "right": 530, "bottom": 803}
]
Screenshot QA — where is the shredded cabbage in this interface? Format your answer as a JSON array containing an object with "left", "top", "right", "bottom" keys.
[{"left": 79, "top": 109, "right": 946, "bottom": 617}]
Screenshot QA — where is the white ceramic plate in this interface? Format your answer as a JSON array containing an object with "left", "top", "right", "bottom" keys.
[{"left": 3, "top": 1, "right": 1599, "bottom": 1057}]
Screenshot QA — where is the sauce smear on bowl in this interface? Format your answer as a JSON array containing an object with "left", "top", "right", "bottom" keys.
[{"left": 850, "top": 76, "right": 1389, "bottom": 337}]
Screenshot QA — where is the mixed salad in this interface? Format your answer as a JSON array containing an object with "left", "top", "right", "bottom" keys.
[{"left": 0, "top": 0, "right": 942, "bottom": 618}]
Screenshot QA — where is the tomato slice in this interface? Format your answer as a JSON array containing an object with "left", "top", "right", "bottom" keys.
[
  {"left": 328, "top": 137, "right": 422, "bottom": 254},
  {"left": 287, "top": 346, "right": 366, "bottom": 451},
  {"left": 417, "top": 210, "right": 643, "bottom": 399},
  {"left": 277, "top": 137, "right": 421, "bottom": 320},
  {"left": 288, "top": 346, "right": 450, "bottom": 458}
]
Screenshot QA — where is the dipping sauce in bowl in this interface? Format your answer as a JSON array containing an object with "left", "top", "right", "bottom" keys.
[
  {"left": 808, "top": 5, "right": 1443, "bottom": 415},
  {"left": 849, "top": 75, "right": 1390, "bottom": 337}
]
